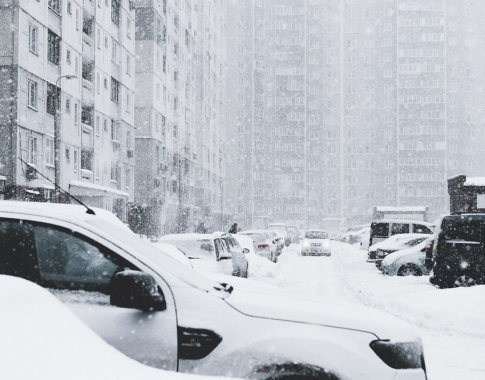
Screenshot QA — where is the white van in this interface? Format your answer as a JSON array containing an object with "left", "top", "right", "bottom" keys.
[{"left": 369, "top": 219, "right": 435, "bottom": 247}]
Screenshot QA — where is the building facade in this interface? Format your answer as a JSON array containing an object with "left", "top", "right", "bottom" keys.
[
  {"left": 134, "top": 0, "right": 227, "bottom": 234},
  {"left": 0, "top": 0, "right": 136, "bottom": 219},
  {"left": 225, "top": 0, "right": 485, "bottom": 229}
]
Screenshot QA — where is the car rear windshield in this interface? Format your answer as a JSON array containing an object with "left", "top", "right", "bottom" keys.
[
  {"left": 305, "top": 231, "right": 328, "bottom": 239},
  {"left": 164, "top": 239, "right": 214, "bottom": 256},
  {"left": 441, "top": 218, "right": 483, "bottom": 243},
  {"left": 242, "top": 233, "right": 265, "bottom": 242}
]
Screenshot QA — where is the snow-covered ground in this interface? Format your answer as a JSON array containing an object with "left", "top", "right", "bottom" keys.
[{"left": 248, "top": 242, "right": 485, "bottom": 380}]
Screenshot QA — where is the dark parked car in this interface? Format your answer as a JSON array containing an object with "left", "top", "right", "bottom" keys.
[{"left": 430, "top": 213, "right": 485, "bottom": 288}]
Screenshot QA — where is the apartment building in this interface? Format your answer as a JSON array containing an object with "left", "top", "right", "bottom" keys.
[
  {"left": 226, "top": 0, "right": 485, "bottom": 228},
  {"left": 134, "top": 0, "right": 227, "bottom": 234},
  {"left": 0, "top": 0, "right": 136, "bottom": 219}
]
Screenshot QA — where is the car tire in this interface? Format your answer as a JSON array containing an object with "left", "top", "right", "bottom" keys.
[
  {"left": 397, "top": 264, "right": 422, "bottom": 277},
  {"left": 453, "top": 273, "right": 478, "bottom": 288}
]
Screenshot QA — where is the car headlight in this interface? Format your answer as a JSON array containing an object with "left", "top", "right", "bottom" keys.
[
  {"left": 370, "top": 340, "right": 426, "bottom": 370},
  {"left": 303, "top": 240, "right": 310, "bottom": 247}
]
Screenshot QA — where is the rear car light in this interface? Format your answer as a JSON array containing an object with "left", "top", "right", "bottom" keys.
[
  {"left": 370, "top": 340, "right": 426, "bottom": 371},
  {"left": 424, "top": 240, "right": 434, "bottom": 270},
  {"left": 258, "top": 244, "right": 269, "bottom": 250}
]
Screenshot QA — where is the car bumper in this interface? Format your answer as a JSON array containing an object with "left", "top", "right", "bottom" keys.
[{"left": 255, "top": 250, "right": 272, "bottom": 260}]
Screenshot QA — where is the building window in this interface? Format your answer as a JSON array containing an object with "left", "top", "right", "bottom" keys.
[
  {"left": 66, "top": 49, "right": 71, "bottom": 65},
  {"left": 75, "top": 9, "right": 79, "bottom": 30},
  {"left": 126, "top": 93, "right": 130, "bottom": 113},
  {"left": 96, "top": 116, "right": 100, "bottom": 136},
  {"left": 47, "top": 30, "right": 60, "bottom": 65},
  {"left": 27, "top": 80, "right": 38, "bottom": 110},
  {"left": 126, "top": 17, "right": 131, "bottom": 39},
  {"left": 46, "top": 83, "right": 59, "bottom": 116},
  {"left": 73, "top": 150, "right": 78, "bottom": 172},
  {"left": 27, "top": 136, "right": 38, "bottom": 165},
  {"left": 110, "top": 77, "right": 120, "bottom": 103},
  {"left": 67, "top": 1, "right": 72, "bottom": 15},
  {"left": 48, "top": 0, "right": 60, "bottom": 14},
  {"left": 126, "top": 55, "right": 131, "bottom": 75},
  {"left": 46, "top": 139, "right": 54, "bottom": 166},
  {"left": 111, "top": 0, "right": 120, "bottom": 26},
  {"left": 111, "top": 120, "right": 120, "bottom": 141},
  {"left": 65, "top": 98, "right": 71, "bottom": 113},
  {"left": 111, "top": 39, "right": 119, "bottom": 62},
  {"left": 74, "top": 103, "right": 78, "bottom": 125},
  {"left": 29, "top": 25, "right": 38, "bottom": 54},
  {"left": 104, "top": 77, "right": 108, "bottom": 89},
  {"left": 65, "top": 148, "right": 70, "bottom": 163}
]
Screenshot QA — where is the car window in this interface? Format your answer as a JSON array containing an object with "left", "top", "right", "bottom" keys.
[
  {"left": 391, "top": 223, "right": 410, "bottom": 235},
  {"left": 413, "top": 224, "right": 432, "bottom": 234},
  {"left": 305, "top": 231, "right": 328, "bottom": 239},
  {"left": 371, "top": 223, "right": 389, "bottom": 237},
  {"left": 442, "top": 218, "right": 482, "bottom": 243},
  {"left": 0, "top": 219, "right": 39, "bottom": 281},
  {"left": 224, "top": 236, "right": 240, "bottom": 251},
  {"left": 29, "top": 223, "right": 132, "bottom": 293}
]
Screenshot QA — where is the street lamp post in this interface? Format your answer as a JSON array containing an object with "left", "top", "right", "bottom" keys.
[{"left": 54, "top": 74, "right": 77, "bottom": 199}]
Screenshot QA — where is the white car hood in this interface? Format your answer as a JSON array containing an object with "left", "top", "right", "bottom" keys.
[{"left": 225, "top": 285, "right": 419, "bottom": 341}]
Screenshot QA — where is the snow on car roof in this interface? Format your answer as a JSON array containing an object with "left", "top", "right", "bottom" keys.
[
  {"left": 371, "top": 219, "right": 434, "bottom": 226},
  {"left": 0, "top": 201, "right": 216, "bottom": 293},
  {"left": 464, "top": 177, "right": 485, "bottom": 187},
  {"left": 375, "top": 206, "right": 427, "bottom": 212},
  {"left": 160, "top": 233, "right": 216, "bottom": 241}
]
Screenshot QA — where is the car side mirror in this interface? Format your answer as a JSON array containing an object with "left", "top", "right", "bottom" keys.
[
  {"left": 110, "top": 270, "right": 166, "bottom": 312},
  {"left": 242, "top": 248, "right": 250, "bottom": 254}
]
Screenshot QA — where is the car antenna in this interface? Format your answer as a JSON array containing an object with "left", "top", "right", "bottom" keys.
[{"left": 17, "top": 156, "right": 96, "bottom": 215}]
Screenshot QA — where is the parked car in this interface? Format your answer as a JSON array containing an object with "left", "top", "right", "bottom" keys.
[
  {"left": 159, "top": 233, "right": 249, "bottom": 277},
  {"left": 0, "top": 275, "right": 229, "bottom": 380},
  {"left": 0, "top": 201, "right": 427, "bottom": 380},
  {"left": 287, "top": 225, "right": 300, "bottom": 243},
  {"left": 239, "top": 230, "right": 279, "bottom": 262},
  {"left": 267, "top": 223, "right": 291, "bottom": 246},
  {"left": 340, "top": 225, "right": 369, "bottom": 244},
  {"left": 301, "top": 230, "right": 331, "bottom": 256},
  {"left": 381, "top": 238, "right": 433, "bottom": 276},
  {"left": 368, "top": 234, "right": 430, "bottom": 269},
  {"left": 369, "top": 220, "right": 434, "bottom": 247},
  {"left": 430, "top": 213, "right": 485, "bottom": 288},
  {"left": 154, "top": 242, "right": 193, "bottom": 267}
]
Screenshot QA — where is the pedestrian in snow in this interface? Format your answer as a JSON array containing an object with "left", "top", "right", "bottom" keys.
[
  {"left": 229, "top": 223, "right": 238, "bottom": 234},
  {"left": 196, "top": 222, "right": 208, "bottom": 233}
]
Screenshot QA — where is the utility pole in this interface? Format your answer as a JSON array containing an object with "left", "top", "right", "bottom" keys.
[{"left": 54, "top": 74, "right": 77, "bottom": 201}]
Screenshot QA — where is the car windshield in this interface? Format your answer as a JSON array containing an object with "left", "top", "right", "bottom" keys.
[
  {"left": 162, "top": 239, "right": 214, "bottom": 257},
  {"left": 305, "top": 231, "right": 328, "bottom": 239},
  {"left": 84, "top": 218, "right": 216, "bottom": 292},
  {"left": 268, "top": 225, "right": 286, "bottom": 232}
]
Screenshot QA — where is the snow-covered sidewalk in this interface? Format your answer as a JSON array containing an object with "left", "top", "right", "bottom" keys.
[{"left": 247, "top": 242, "right": 485, "bottom": 380}]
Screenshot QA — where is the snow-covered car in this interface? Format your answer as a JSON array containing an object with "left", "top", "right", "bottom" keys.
[
  {"left": 0, "top": 275, "right": 230, "bottom": 380},
  {"left": 287, "top": 225, "right": 300, "bottom": 243},
  {"left": 368, "top": 233, "right": 430, "bottom": 269},
  {"left": 301, "top": 230, "right": 331, "bottom": 256},
  {"left": 239, "top": 230, "right": 279, "bottom": 262},
  {"left": 369, "top": 220, "right": 434, "bottom": 247},
  {"left": 154, "top": 242, "right": 193, "bottom": 267},
  {"left": 160, "top": 233, "right": 249, "bottom": 277},
  {"left": 0, "top": 201, "right": 427, "bottom": 380},
  {"left": 340, "top": 225, "right": 369, "bottom": 244},
  {"left": 267, "top": 223, "right": 291, "bottom": 246},
  {"left": 266, "top": 230, "right": 284, "bottom": 256},
  {"left": 381, "top": 239, "right": 432, "bottom": 276}
]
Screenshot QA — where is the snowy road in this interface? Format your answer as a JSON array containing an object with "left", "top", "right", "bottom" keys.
[{"left": 250, "top": 242, "right": 485, "bottom": 380}]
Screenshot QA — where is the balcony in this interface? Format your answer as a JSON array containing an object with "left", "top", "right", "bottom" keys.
[
  {"left": 83, "top": 0, "right": 95, "bottom": 17},
  {"left": 82, "top": 34, "right": 95, "bottom": 61},
  {"left": 81, "top": 123, "right": 94, "bottom": 149},
  {"left": 82, "top": 81, "right": 94, "bottom": 104}
]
